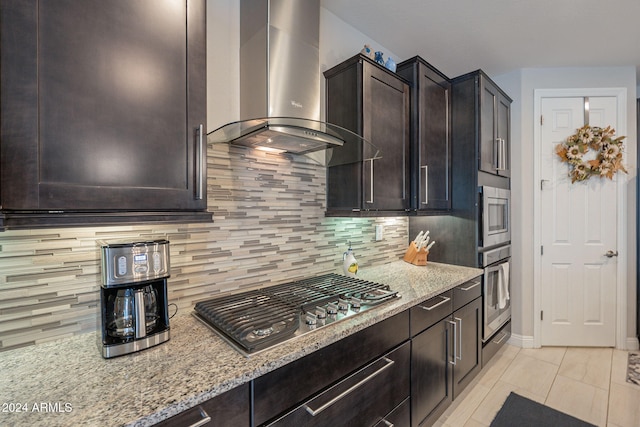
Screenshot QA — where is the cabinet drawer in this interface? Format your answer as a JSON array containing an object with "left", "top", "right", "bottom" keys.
[
  {"left": 374, "top": 397, "right": 410, "bottom": 427},
  {"left": 482, "top": 320, "right": 511, "bottom": 367},
  {"left": 267, "top": 341, "right": 410, "bottom": 427},
  {"left": 410, "top": 290, "right": 452, "bottom": 336},
  {"left": 154, "top": 383, "right": 249, "bottom": 427},
  {"left": 254, "top": 311, "right": 409, "bottom": 425},
  {"left": 453, "top": 277, "right": 481, "bottom": 311}
]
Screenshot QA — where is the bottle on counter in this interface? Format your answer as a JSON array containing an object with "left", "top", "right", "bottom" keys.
[{"left": 342, "top": 242, "right": 358, "bottom": 277}]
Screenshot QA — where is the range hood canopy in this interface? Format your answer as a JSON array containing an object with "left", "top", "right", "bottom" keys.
[
  {"left": 207, "top": 117, "right": 379, "bottom": 166},
  {"left": 208, "top": 0, "right": 379, "bottom": 166}
]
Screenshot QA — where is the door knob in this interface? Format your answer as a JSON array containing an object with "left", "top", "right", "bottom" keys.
[{"left": 604, "top": 250, "right": 619, "bottom": 258}]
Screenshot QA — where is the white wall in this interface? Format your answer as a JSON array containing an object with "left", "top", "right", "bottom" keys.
[{"left": 494, "top": 67, "right": 638, "bottom": 347}]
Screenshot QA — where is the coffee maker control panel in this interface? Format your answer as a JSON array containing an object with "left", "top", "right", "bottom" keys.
[{"left": 99, "top": 239, "right": 170, "bottom": 287}]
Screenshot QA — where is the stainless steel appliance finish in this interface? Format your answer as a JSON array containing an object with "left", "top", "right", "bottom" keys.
[
  {"left": 207, "top": 0, "right": 373, "bottom": 159},
  {"left": 479, "top": 186, "right": 511, "bottom": 250},
  {"left": 481, "top": 245, "right": 511, "bottom": 342},
  {"left": 194, "top": 273, "right": 400, "bottom": 356},
  {"left": 98, "top": 239, "right": 171, "bottom": 358}
]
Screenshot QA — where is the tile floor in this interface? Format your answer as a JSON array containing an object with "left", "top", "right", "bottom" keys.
[{"left": 434, "top": 345, "right": 640, "bottom": 427}]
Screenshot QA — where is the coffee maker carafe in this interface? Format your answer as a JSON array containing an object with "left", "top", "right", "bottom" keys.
[{"left": 98, "top": 239, "right": 171, "bottom": 358}]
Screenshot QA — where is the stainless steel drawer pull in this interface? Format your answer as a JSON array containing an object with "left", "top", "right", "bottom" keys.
[
  {"left": 187, "top": 407, "right": 211, "bottom": 427},
  {"left": 419, "top": 295, "right": 450, "bottom": 311},
  {"left": 196, "top": 124, "right": 204, "bottom": 200},
  {"left": 448, "top": 320, "right": 457, "bottom": 365},
  {"left": 366, "top": 158, "right": 375, "bottom": 204},
  {"left": 458, "top": 281, "right": 480, "bottom": 292},
  {"left": 493, "top": 331, "right": 508, "bottom": 344},
  {"left": 421, "top": 165, "right": 428, "bottom": 205},
  {"left": 303, "top": 356, "right": 395, "bottom": 416},
  {"left": 380, "top": 419, "right": 394, "bottom": 427},
  {"left": 455, "top": 317, "right": 463, "bottom": 360}
]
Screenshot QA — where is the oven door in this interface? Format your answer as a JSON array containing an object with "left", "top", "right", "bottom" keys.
[
  {"left": 483, "top": 256, "right": 511, "bottom": 342},
  {"left": 480, "top": 186, "right": 510, "bottom": 249}
]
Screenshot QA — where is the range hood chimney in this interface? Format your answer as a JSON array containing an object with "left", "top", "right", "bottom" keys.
[{"left": 207, "top": 0, "right": 374, "bottom": 163}]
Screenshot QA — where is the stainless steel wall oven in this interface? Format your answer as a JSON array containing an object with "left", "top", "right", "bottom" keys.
[
  {"left": 479, "top": 186, "right": 510, "bottom": 250},
  {"left": 480, "top": 245, "right": 511, "bottom": 342}
]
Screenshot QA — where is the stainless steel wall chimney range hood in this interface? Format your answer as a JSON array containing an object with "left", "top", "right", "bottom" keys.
[{"left": 207, "top": 0, "right": 376, "bottom": 164}]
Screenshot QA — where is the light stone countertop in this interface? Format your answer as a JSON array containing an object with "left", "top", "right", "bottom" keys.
[{"left": 0, "top": 260, "right": 481, "bottom": 427}]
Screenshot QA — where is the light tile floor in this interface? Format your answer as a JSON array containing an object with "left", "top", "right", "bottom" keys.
[{"left": 434, "top": 345, "right": 640, "bottom": 427}]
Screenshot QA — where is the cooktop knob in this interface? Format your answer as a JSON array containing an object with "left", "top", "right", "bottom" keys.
[
  {"left": 305, "top": 313, "right": 317, "bottom": 326},
  {"left": 338, "top": 298, "right": 349, "bottom": 311},
  {"left": 315, "top": 306, "right": 327, "bottom": 319},
  {"left": 326, "top": 302, "right": 338, "bottom": 315},
  {"left": 351, "top": 297, "right": 362, "bottom": 309}
]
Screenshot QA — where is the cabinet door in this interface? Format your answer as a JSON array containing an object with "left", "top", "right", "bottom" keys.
[
  {"left": 362, "top": 63, "right": 410, "bottom": 211},
  {"left": 451, "top": 297, "right": 482, "bottom": 399},
  {"left": 479, "top": 80, "right": 499, "bottom": 174},
  {"left": 1, "top": 0, "right": 206, "bottom": 212},
  {"left": 479, "top": 78, "right": 510, "bottom": 178},
  {"left": 416, "top": 66, "right": 451, "bottom": 210},
  {"left": 411, "top": 319, "right": 452, "bottom": 427}
]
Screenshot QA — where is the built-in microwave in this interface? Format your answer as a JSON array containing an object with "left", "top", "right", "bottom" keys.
[{"left": 479, "top": 186, "right": 510, "bottom": 250}]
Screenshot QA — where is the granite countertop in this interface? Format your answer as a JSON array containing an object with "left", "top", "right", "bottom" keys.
[{"left": 0, "top": 260, "right": 481, "bottom": 427}]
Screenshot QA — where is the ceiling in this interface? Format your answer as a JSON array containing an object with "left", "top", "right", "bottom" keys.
[{"left": 321, "top": 0, "right": 640, "bottom": 82}]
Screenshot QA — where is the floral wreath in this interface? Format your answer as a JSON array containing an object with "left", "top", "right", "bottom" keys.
[{"left": 555, "top": 125, "right": 627, "bottom": 183}]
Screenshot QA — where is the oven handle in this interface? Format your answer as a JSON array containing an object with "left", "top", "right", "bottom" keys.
[
  {"left": 418, "top": 295, "right": 450, "bottom": 311},
  {"left": 303, "top": 356, "right": 395, "bottom": 416}
]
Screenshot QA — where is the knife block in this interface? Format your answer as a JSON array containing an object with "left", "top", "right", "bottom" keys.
[{"left": 403, "top": 241, "right": 428, "bottom": 266}]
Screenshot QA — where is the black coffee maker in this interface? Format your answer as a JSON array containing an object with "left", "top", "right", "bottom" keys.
[{"left": 98, "top": 239, "right": 171, "bottom": 358}]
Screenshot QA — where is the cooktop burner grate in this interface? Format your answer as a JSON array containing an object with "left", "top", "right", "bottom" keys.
[{"left": 193, "top": 273, "right": 399, "bottom": 355}]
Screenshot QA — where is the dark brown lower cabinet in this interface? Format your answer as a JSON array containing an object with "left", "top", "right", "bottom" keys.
[
  {"left": 154, "top": 383, "right": 249, "bottom": 427},
  {"left": 411, "top": 317, "right": 452, "bottom": 427},
  {"left": 411, "top": 278, "right": 482, "bottom": 427},
  {"left": 265, "top": 342, "right": 410, "bottom": 427},
  {"left": 452, "top": 296, "right": 482, "bottom": 399}
]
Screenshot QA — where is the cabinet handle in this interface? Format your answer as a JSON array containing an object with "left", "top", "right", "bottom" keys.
[
  {"left": 493, "top": 331, "right": 508, "bottom": 344},
  {"left": 419, "top": 295, "right": 450, "bottom": 311},
  {"left": 303, "top": 356, "right": 394, "bottom": 416},
  {"left": 380, "top": 419, "right": 394, "bottom": 427},
  {"left": 455, "top": 316, "right": 462, "bottom": 361},
  {"left": 366, "top": 157, "right": 376, "bottom": 204},
  {"left": 458, "top": 281, "right": 480, "bottom": 292},
  {"left": 196, "top": 124, "right": 204, "bottom": 200},
  {"left": 494, "top": 138, "right": 500, "bottom": 170},
  {"left": 421, "top": 165, "right": 428, "bottom": 205},
  {"left": 186, "top": 407, "right": 211, "bottom": 427},
  {"left": 448, "top": 320, "right": 457, "bottom": 365},
  {"left": 495, "top": 138, "right": 507, "bottom": 171}
]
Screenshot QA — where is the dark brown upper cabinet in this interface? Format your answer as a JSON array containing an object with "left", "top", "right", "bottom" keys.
[
  {"left": 397, "top": 56, "right": 452, "bottom": 212},
  {"left": 324, "top": 54, "right": 410, "bottom": 215},
  {"left": 0, "top": 0, "right": 211, "bottom": 230},
  {"left": 452, "top": 71, "right": 512, "bottom": 180}
]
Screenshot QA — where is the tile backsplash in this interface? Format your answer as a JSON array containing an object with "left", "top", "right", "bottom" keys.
[{"left": 0, "top": 145, "right": 408, "bottom": 352}]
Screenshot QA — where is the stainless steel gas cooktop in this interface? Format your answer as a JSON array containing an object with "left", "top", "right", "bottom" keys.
[{"left": 193, "top": 273, "right": 400, "bottom": 356}]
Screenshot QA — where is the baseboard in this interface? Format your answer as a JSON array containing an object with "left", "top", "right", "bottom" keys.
[
  {"left": 626, "top": 337, "right": 640, "bottom": 351},
  {"left": 507, "top": 333, "right": 535, "bottom": 349}
]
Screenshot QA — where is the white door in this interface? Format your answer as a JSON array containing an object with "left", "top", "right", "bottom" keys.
[{"left": 540, "top": 96, "right": 618, "bottom": 346}]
